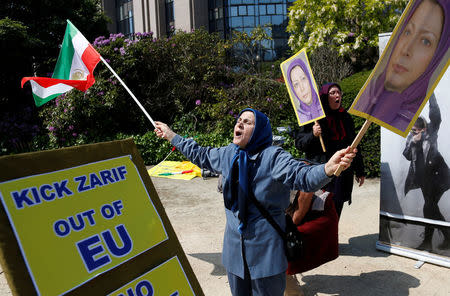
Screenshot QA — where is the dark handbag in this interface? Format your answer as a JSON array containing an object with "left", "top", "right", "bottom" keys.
[
  {"left": 248, "top": 193, "right": 303, "bottom": 262},
  {"left": 284, "top": 214, "right": 303, "bottom": 261}
]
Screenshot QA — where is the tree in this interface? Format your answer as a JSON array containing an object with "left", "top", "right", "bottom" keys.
[
  {"left": 286, "top": 0, "right": 407, "bottom": 68},
  {"left": 0, "top": 0, "right": 109, "bottom": 154},
  {"left": 229, "top": 25, "right": 272, "bottom": 73},
  {"left": 1, "top": 0, "right": 109, "bottom": 77}
]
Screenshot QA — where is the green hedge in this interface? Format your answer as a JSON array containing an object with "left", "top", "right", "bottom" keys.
[{"left": 340, "top": 70, "right": 380, "bottom": 177}]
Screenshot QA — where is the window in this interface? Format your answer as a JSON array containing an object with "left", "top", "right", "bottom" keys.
[
  {"left": 247, "top": 5, "right": 255, "bottom": 15},
  {"left": 116, "top": 0, "right": 134, "bottom": 36},
  {"left": 276, "top": 4, "right": 284, "bottom": 14},
  {"left": 208, "top": 0, "right": 292, "bottom": 61},
  {"left": 216, "top": 20, "right": 224, "bottom": 30},
  {"left": 231, "top": 16, "right": 243, "bottom": 27},
  {"left": 165, "top": 0, "right": 174, "bottom": 36},
  {"left": 272, "top": 15, "right": 283, "bottom": 25},
  {"left": 243, "top": 16, "right": 255, "bottom": 27},
  {"left": 260, "top": 15, "right": 271, "bottom": 25},
  {"left": 231, "top": 6, "right": 238, "bottom": 16},
  {"left": 259, "top": 5, "right": 266, "bottom": 15},
  {"left": 238, "top": 6, "right": 247, "bottom": 15}
]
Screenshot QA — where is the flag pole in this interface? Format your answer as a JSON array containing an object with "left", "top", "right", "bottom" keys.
[
  {"left": 99, "top": 56, "right": 156, "bottom": 128},
  {"left": 315, "top": 120, "right": 326, "bottom": 152}
]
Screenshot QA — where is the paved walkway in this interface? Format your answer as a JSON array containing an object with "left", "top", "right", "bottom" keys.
[
  {"left": 1, "top": 177, "right": 449, "bottom": 295},
  {"left": 152, "top": 177, "right": 450, "bottom": 296}
]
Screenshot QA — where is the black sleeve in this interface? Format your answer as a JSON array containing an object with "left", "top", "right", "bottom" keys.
[
  {"left": 345, "top": 114, "right": 365, "bottom": 177},
  {"left": 293, "top": 124, "right": 321, "bottom": 155},
  {"left": 353, "top": 147, "right": 365, "bottom": 177},
  {"left": 403, "top": 133, "right": 414, "bottom": 161},
  {"left": 428, "top": 93, "right": 441, "bottom": 135}
]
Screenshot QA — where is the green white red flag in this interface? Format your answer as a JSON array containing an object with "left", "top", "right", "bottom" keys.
[{"left": 21, "top": 20, "right": 100, "bottom": 106}]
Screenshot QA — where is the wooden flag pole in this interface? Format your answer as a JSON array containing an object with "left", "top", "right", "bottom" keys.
[
  {"left": 334, "top": 119, "right": 372, "bottom": 176},
  {"left": 315, "top": 120, "right": 326, "bottom": 152},
  {"left": 100, "top": 56, "right": 156, "bottom": 128}
]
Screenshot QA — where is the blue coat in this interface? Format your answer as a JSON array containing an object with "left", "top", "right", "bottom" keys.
[{"left": 171, "top": 134, "right": 332, "bottom": 279}]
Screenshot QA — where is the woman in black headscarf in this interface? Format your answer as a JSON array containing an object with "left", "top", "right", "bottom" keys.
[{"left": 294, "top": 83, "right": 365, "bottom": 218}]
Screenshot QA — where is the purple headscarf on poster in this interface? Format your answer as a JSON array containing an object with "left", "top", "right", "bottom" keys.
[
  {"left": 353, "top": 0, "right": 450, "bottom": 133},
  {"left": 286, "top": 58, "right": 323, "bottom": 123}
]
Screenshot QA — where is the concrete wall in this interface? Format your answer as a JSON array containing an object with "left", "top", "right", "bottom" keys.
[{"left": 133, "top": 0, "right": 165, "bottom": 36}]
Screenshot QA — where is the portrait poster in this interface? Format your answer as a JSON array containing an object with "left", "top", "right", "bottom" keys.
[
  {"left": 280, "top": 48, "right": 325, "bottom": 126},
  {"left": 379, "top": 66, "right": 450, "bottom": 261},
  {"left": 348, "top": 0, "right": 450, "bottom": 137}
]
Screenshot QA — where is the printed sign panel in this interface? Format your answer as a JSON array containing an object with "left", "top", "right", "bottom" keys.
[
  {"left": 108, "top": 256, "right": 195, "bottom": 296},
  {"left": 280, "top": 48, "right": 325, "bottom": 126},
  {"left": 0, "top": 155, "right": 168, "bottom": 296}
]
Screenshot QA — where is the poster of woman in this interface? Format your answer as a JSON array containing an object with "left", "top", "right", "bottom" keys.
[
  {"left": 349, "top": 0, "right": 450, "bottom": 137},
  {"left": 280, "top": 48, "right": 325, "bottom": 126},
  {"left": 379, "top": 68, "right": 450, "bottom": 258}
]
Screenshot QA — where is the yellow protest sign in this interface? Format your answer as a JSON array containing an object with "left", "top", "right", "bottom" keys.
[
  {"left": 0, "top": 155, "right": 168, "bottom": 296},
  {"left": 108, "top": 256, "right": 195, "bottom": 296}
]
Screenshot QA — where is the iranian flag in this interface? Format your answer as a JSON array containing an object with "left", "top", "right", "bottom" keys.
[{"left": 22, "top": 20, "right": 101, "bottom": 106}]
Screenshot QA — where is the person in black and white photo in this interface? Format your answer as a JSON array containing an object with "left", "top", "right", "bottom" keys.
[{"left": 403, "top": 93, "right": 450, "bottom": 251}]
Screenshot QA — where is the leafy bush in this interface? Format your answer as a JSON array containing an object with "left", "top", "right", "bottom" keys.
[
  {"left": 38, "top": 29, "right": 231, "bottom": 148},
  {"left": 340, "top": 70, "right": 380, "bottom": 177}
]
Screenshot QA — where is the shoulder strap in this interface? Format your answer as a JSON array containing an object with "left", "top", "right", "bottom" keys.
[{"left": 248, "top": 192, "right": 286, "bottom": 241}]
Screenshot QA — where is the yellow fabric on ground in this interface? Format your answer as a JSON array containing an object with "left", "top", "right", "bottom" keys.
[{"left": 148, "top": 161, "right": 201, "bottom": 180}]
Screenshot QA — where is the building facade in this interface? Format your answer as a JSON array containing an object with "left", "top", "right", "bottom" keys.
[{"left": 101, "top": 0, "right": 293, "bottom": 60}]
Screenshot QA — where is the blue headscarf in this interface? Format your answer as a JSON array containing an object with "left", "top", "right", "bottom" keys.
[{"left": 225, "top": 108, "right": 272, "bottom": 233}]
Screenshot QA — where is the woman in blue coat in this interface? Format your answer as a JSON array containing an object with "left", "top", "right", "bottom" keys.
[{"left": 155, "top": 108, "right": 356, "bottom": 296}]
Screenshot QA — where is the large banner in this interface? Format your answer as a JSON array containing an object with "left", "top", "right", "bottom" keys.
[
  {"left": 379, "top": 47, "right": 450, "bottom": 264},
  {"left": 0, "top": 139, "right": 203, "bottom": 295}
]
